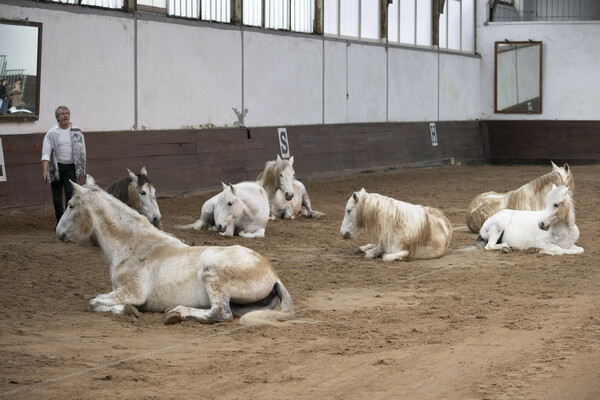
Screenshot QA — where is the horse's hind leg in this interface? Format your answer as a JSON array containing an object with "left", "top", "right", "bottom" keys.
[
  {"left": 382, "top": 250, "right": 410, "bottom": 262},
  {"left": 363, "top": 244, "right": 385, "bottom": 259},
  {"left": 164, "top": 302, "right": 233, "bottom": 325},
  {"left": 359, "top": 243, "right": 377, "bottom": 253},
  {"left": 164, "top": 265, "right": 234, "bottom": 325}
]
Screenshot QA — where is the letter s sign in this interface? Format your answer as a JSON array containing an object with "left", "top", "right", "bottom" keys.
[{"left": 278, "top": 128, "right": 291, "bottom": 159}]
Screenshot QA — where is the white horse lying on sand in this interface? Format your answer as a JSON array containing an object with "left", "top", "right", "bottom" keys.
[
  {"left": 257, "top": 155, "right": 324, "bottom": 220},
  {"left": 475, "top": 184, "right": 583, "bottom": 255},
  {"left": 466, "top": 162, "right": 574, "bottom": 233},
  {"left": 340, "top": 189, "right": 453, "bottom": 262},
  {"left": 56, "top": 176, "right": 296, "bottom": 325},
  {"left": 177, "top": 181, "right": 270, "bottom": 238}
]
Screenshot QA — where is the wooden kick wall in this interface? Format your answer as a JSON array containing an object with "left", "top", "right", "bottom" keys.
[{"left": 0, "top": 121, "right": 484, "bottom": 210}]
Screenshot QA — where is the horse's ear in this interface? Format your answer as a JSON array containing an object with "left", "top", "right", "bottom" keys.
[
  {"left": 289, "top": 156, "right": 294, "bottom": 166},
  {"left": 71, "top": 180, "right": 88, "bottom": 195},
  {"left": 563, "top": 163, "right": 569, "bottom": 173},
  {"left": 221, "top": 181, "right": 228, "bottom": 191},
  {"left": 127, "top": 169, "right": 138, "bottom": 183},
  {"left": 551, "top": 161, "right": 558, "bottom": 170},
  {"left": 352, "top": 192, "right": 359, "bottom": 203},
  {"left": 229, "top": 183, "right": 236, "bottom": 195},
  {"left": 140, "top": 166, "right": 147, "bottom": 175},
  {"left": 276, "top": 154, "right": 282, "bottom": 161},
  {"left": 85, "top": 174, "right": 95, "bottom": 185}
]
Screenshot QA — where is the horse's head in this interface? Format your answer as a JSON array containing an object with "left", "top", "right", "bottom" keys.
[
  {"left": 340, "top": 188, "right": 365, "bottom": 239},
  {"left": 56, "top": 176, "right": 98, "bottom": 243},
  {"left": 213, "top": 183, "right": 248, "bottom": 233},
  {"left": 551, "top": 161, "right": 574, "bottom": 191},
  {"left": 538, "top": 184, "right": 574, "bottom": 231},
  {"left": 128, "top": 167, "right": 162, "bottom": 227},
  {"left": 277, "top": 155, "right": 296, "bottom": 201}
]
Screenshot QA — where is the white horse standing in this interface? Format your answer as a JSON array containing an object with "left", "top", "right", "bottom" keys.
[
  {"left": 340, "top": 189, "right": 453, "bottom": 262},
  {"left": 177, "top": 181, "right": 270, "bottom": 238},
  {"left": 257, "top": 155, "right": 324, "bottom": 220},
  {"left": 475, "top": 184, "right": 583, "bottom": 255},
  {"left": 105, "top": 167, "right": 162, "bottom": 227},
  {"left": 466, "top": 162, "right": 573, "bottom": 233},
  {"left": 56, "top": 176, "right": 296, "bottom": 325}
]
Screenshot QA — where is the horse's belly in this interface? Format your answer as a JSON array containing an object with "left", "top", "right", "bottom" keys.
[{"left": 144, "top": 266, "right": 210, "bottom": 312}]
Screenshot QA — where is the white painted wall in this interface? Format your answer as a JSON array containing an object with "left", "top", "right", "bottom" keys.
[
  {"left": 1, "top": 2, "right": 599, "bottom": 136},
  {"left": 137, "top": 21, "right": 241, "bottom": 129},
  {"left": 476, "top": 2, "right": 600, "bottom": 120}
]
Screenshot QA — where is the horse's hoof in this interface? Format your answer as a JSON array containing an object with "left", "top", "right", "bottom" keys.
[
  {"left": 164, "top": 309, "right": 183, "bottom": 325},
  {"left": 123, "top": 304, "right": 140, "bottom": 318}
]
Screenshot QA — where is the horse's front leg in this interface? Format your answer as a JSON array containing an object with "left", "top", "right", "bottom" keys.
[
  {"left": 239, "top": 228, "right": 265, "bottom": 238},
  {"left": 482, "top": 226, "right": 510, "bottom": 252},
  {"left": 89, "top": 286, "right": 145, "bottom": 315},
  {"left": 363, "top": 244, "right": 385, "bottom": 259}
]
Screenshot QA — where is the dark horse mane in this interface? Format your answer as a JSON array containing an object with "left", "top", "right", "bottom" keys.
[{"left": 105, "top": 173, "right": 151, "bottom": 202}]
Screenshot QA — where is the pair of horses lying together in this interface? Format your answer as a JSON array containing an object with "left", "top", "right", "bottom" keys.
[
  {"left": 56, "top": 161, "right": 582, "bottom": 326},
  {"left": 176, "top": 155, "right": 324, "bottom": 238},
  {"left": 340, "top": 161, "right": 582, "bottom": 261}
]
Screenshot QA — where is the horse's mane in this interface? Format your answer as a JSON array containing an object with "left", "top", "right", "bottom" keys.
[
  {"left": 105, "top": 173, "right": 151, "bottom": 202},
  {"left": 505, "top": 169, "right": 572, "bottom": 210},
  {"left": 257, "top": 160, "right": 288, "bottom": 192},
  {"left": 355, "top": 192, "right": 428, "bottom": 254},
  {"left": 83, "top": 184, "right": 155, "bottom": 229}
]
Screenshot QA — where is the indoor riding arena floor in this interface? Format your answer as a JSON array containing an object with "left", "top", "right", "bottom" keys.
[{"left": 1, "top": 164, "right": 599, "bottom": 400}]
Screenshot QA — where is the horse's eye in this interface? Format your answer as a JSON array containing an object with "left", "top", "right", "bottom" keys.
[
  {"left": 347, "top": 209, "right": 351, "bottom": 214},
  {"left": 228, "top": 202, "right": 233, "bottom": 206},
  {"left": 69, "top": 204, "right": 74, "bottom": 209},
  {"left": 554, "top": 203, "right": 559, "bottom": 208},
  {"left": 140, "top": 191, "right": 146, "bottom": 196}
]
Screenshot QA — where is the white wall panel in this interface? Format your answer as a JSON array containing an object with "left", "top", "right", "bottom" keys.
[
  {"left": 137, "top": 22, "right": 241, "bottom": 129},
  {"left": 438, "top": 53, "right": 481, "bottom": 121},
  {"left": 0, "top": 7, "right": 134, "bottom": 134},
  {"left": 243, "top": 32, "right": 323, "bottom": 127},
  {"left": 323, "top": 40, "right": 347, "bottom": 123},
  {"left": 347, "top": 43, "right": 386, "bottom": 123},
  {"left": 388, "top": 49, "right": 438, "bottom": 121}
]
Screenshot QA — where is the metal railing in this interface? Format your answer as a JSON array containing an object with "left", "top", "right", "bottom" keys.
[{"left": 491, "top": 0, "right": 600, "bottom": 22}]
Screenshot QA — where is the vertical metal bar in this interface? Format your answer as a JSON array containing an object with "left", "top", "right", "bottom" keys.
[
  {"left": 459, "top": 0, "right": 462, "bottom": 51},
  {"left": 414, "top": 0, "right": 417, "bottom": 46},
  {"left": 445, "top": 0, "right": 448, "bottom": 49},
  {"left": 358, "top": 0, "right": 362, "bottom": 40}
]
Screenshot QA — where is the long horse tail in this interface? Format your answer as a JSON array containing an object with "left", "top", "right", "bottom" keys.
[
  {"left": 174, "top": 219, "right": 205, "bottom": 230},
  {"left": 457, "top": 234, "right": 488, "bottom": 252},
  {"left": 239, "top": 281, "right": 297, "bottom": 326}
]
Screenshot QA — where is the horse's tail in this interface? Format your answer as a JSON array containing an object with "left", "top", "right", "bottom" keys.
[
  {"left": 309, "top": 210, "right": 326, "bottom": 219},
  {"left": 457, "top": 234, "right": 488, "bottom": 252},
  {"left": 239, "top": 281, "right": 297, "bottom": 326},
  {"left": 174, "top": 219, "right": 204, "bottom": 230}
]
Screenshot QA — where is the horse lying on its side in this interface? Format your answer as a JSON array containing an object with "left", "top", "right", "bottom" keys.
[
  {"left": 466, "top": 162, "right": 573, "bottom": 233},
  {"left": 475, "top": 184, "right": 583, "bottom": 255},
  {"left": 340, "top": 188, "right": 453, "bottom": 262},
  {"left": 176, "top": 181, "right": 270, "bottom": 238},
  {"left": 257, "top": 155, "right": 325, "bottom": 220},
  {"left": 56, "top": 175, "right": 296, "bottom": 325},
  {"left": 105, "top": 166, "right": 162, "bottom": 228}
]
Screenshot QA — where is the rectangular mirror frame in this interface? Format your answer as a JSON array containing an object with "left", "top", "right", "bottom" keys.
[
  {"left": 494, "top": 40, "right": 543, "bottom": 114},
  {"left": 0, "top": 19, "right": 43, "bottom": 123}
]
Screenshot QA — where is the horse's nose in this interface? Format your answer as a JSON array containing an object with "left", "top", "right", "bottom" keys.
[
  {"left": 538, "top": 221, "right": 549, "bottom": 231},
  {"left": 56, "top": 232, "right": 66, "bottom": 242},
  {"left": 341, "top": 231, "right": 351, "bottom": 240},
  {"left": 152, "top": 217, "right": 161, "bottom": 227},
  {"left": 217, "top": 224, "right": 226, "bottom": 232},
  {"left": 285, "top": 192, "right": 294, "bottom": 201}
]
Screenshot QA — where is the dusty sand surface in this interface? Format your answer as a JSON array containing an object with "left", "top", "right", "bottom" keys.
[{"left": 1, "top": 164, "right": 599, "bottom": 400}]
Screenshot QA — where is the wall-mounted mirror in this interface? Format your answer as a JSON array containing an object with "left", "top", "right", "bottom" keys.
[
  {"left": 0, "top": 19, "right": 42, "bottom": 122},
  {"left": 495, "top": 41, "right": 542, "bottom": 114}
]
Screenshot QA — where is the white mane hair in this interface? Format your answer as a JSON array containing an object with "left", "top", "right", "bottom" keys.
[
  {"left": 256, "top": 157, "right": 292, "bottom": 193},
  {"left": 354, "top": 190, "right": 430, "bottom": 256}
]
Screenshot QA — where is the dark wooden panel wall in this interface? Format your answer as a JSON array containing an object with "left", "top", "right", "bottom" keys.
[
  {"left": 484, "top": 121, "right": 600, "bottom": 165},
  {"left": 0, "top": 121, "right": 484, "bottom": 210}
]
